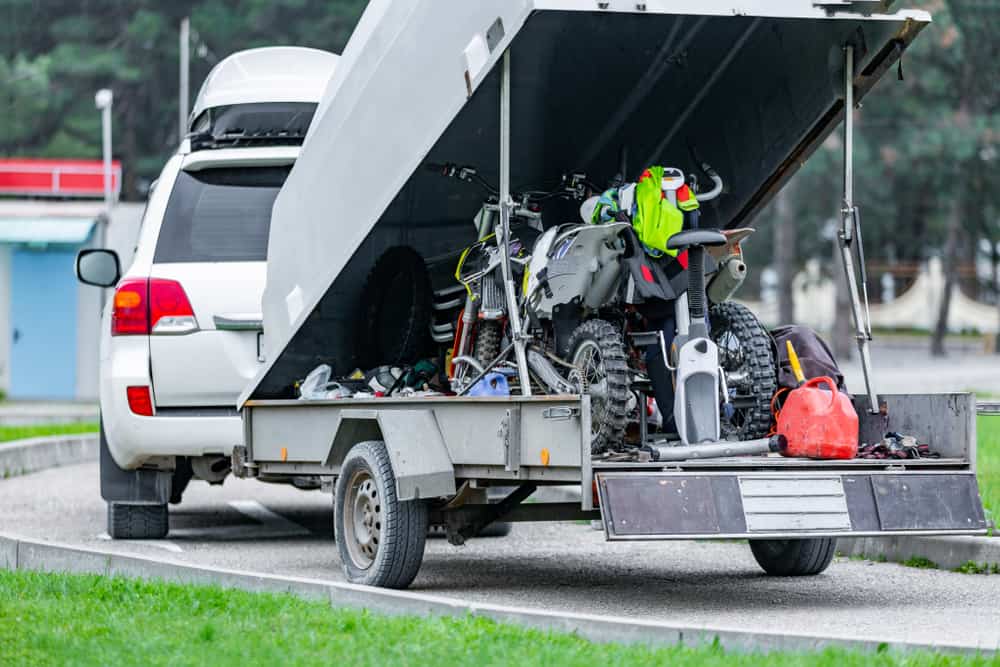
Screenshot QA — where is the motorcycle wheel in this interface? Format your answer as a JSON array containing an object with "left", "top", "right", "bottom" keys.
[
  {"left": 568, "top": 319, "right": 630, "bottom": 454},
  {"left": 709, "top": 302, "right": 777, "bottom": 441},
  {"left": 474, "top": 321, "right": 503, "bottom": 369}
]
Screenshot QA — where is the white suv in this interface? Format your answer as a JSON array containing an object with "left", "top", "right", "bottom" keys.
[{"left": 76, "top": 47, "right": 338, "bottom": 538}]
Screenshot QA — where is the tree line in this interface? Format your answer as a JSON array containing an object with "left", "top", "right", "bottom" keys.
[{"left": 2, "top": 0, "right": 997, "bottom": 352}]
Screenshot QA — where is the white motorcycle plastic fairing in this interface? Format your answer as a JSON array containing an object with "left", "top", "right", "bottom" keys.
[
  {"left": 525, "top": 227, "right": 559, "bottom": 309},
  {"left": 673, "top": 337, "right": 723, "bottom": 445},
  {"left": 527, "top": 223, "right": 628, "bottom": 319}
]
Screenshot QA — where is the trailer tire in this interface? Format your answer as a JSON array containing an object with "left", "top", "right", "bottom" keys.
[
  {"left": 357, "top": 246, "right": 432, "bottom": 368},
  {"left": 568, "top": 319, "right": 629, "bottom": 454},
  {"left": 749, "top": 538, "right": 836, "bottom": 576},
  {"left": 335, "top": 440, "right": 428, "bottom": 589},
  {"left": 107, "top": 502, "right": 169, "bottom": 540}
]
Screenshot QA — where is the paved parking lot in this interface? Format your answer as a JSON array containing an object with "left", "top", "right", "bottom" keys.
[{"left": 1, "top": 461, "right": 998, "bottom": 650}]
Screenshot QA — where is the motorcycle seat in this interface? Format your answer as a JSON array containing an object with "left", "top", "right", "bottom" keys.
[{"left": 666, "top": 229, "right": 727, "bottom": 250}]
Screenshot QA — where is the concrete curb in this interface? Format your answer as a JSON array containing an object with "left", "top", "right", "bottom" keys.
[
  {"left": 0, "top": 404, "right": 99, "bottom": 426},
  {"left": 0, "top": 434, "right": 98, "bottom": 478},
  {"left": 839, "top": 535, "right": 1000, "bottom": 571},
  {"left": 0, "top": 531, "right": 993, "bottom": 656}
]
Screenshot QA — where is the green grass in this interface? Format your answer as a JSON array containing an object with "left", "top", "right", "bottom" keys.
[
  {"left": 977, "top": 416, "right": 1000, "bottom": 527},
  {"left": 954, "top": 561, "right": 1000, "bottom": 575},
  {"left": 0, "top": 422, "right": 99, "bottom": 444},
  {"left": 0, "top": 571, "right": 997, "bottom": 667},
  {"left": 901, "top": 556, "right": 938, "bottom": 570}
]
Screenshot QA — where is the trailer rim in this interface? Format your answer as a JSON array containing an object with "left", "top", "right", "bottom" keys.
[{"left": 343, "top": 468, "right": 382, "bottom": 569}]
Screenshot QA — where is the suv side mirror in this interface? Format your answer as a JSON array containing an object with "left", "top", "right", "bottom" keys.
[{"left": 76, "top": 249, "right": 121, "bottom": 288}]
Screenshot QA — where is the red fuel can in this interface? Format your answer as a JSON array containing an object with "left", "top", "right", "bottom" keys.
[{"left": 776, "top": 376, "right": 859, "bottom": 459}]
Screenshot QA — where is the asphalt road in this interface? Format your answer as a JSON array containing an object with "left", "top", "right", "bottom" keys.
[{"left": 2, "top": 462, "right": 999, "bottom": 649}]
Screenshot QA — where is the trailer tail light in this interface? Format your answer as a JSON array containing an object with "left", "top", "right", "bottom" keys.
[
  {"left": 148, "top": 279, "right": 198, "bottom": 335},
  {"left": 126, "top": 386, "right": 154, "bottom": 416},
  {"left": 111, "top": 278, "right": 149, "bottom": 336},
  {"left": 111, "top": 278, "right": 198, "bottom": 336}
]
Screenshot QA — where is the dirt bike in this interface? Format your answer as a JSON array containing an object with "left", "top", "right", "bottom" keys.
[
  {"left": 429, "top": 164, "right": 592, "bottom": 395},
  {"left": 439, "top": 162, "right": 775, "bottom": 455},
  {"left": 519, "top": 165, "right": 776, "bottom": 453}
]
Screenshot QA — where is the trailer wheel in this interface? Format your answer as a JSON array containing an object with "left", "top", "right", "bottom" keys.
[
  {"left": 709, "top": 302, "right": 776, "bottom": 441},
  {"left": 568, "top": 319, "right": 629, "bottom": 454},
  {"left": 356, "top": 246, "right": 432, "bottom": 368},
  {"left": 334, "top": 440, "right": 428, "bottom": 589},
  {"left": 749, "top": 538, "right": 836, "bottom": 576}
]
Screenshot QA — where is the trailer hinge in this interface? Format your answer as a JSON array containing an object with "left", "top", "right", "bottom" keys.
[
  {"left": 231, "top": 446, "right": 258, "bottom": 478},
  {"left": 542, "top": 406, "right": 580, "bottom": 421},
  {"left": 500, "top": 407, "right": 522, "bottom": 473}
]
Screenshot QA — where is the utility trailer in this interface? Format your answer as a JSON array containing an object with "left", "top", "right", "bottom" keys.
[{"left": 236, "top": 0, "right": 987, "bottom": 588}]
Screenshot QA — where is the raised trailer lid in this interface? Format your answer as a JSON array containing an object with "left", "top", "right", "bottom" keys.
[{"left": 241, "top": 0, "right": 929, "bottom": 403}]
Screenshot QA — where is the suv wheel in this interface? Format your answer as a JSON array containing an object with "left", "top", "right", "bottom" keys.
[{"left": 107, "top": 503, "right": 169, "bottom": 539}]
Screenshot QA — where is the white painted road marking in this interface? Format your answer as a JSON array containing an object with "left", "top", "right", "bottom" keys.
[
  {"left": 97, "top": 533, "right": 184, "bottom": 553},
  {"left": 227, "top": 500, "right": 312, "bottom": 537}
]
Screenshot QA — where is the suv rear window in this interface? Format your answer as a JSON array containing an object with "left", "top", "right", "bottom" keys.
[{"left": 153, "top": 166, "right": 290, "bottom": 263}]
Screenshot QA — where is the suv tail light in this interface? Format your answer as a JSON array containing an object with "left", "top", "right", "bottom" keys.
[
  {"left": 149, "top": 278, "right": 198, "bottom": 334},
  {"left": 112, "top": 278, "right": 149, "bottom": 335},
  {"left": 112, "top": 278, "right": 198, "bottom": 336}
]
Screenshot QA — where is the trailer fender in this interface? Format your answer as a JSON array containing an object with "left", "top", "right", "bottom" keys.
[{"left": 325, "top": 409, "right": 456, "bottom": 501}]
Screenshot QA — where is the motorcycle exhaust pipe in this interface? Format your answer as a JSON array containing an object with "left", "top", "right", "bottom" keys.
[
  {"left": 707, "top": 254, "right": 747, "bottom": 304},
  {"left": 527, "top": 349, "right": 578, "bottom": 395},
  {"left": 651, "top": 434, "right": 786, "bottom": 462}
]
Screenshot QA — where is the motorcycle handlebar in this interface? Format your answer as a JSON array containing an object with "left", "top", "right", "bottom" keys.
[{"left": 698, "top": 172, "right": 724, "bottom": 202}]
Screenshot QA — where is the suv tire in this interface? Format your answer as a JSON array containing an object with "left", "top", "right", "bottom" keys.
[{"left": 107, "top": 502, "right": 169, "bottom": 539}]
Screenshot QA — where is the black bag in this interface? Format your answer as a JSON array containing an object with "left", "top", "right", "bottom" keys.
[
  {"left": 619, "top": 227, "right": 686, "bottom": 304},
  {"left": 771, "top": 325, "right": 847, "bottom": 391}
]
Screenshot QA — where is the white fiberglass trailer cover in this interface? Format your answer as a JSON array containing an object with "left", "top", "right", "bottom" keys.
[{"left": 245, "top": 0, "right": 930, "bottom": 400}]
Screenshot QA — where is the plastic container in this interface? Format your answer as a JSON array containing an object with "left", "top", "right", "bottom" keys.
[
  {"left": 467, "top": 372, "right": 511, "bottom": 397},
  {"left": 776, "top": 376, "right": 859, "bottom": 459}
]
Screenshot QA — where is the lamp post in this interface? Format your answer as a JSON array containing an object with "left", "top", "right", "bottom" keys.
[
  {"left": 94, "top": 88, "right": 113, "bottom": 248},
  {"left": 179, "top": 17, "right": 190, "bottom": 138}
]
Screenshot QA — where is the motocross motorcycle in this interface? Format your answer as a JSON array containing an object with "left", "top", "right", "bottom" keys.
[
  {"left": 440, "top": 162, "right": 775, "bottom": 455},
  {"left": 520, "top": 165, "right": 776, "bottom": 453},
  {"left": 430, "top": 164, "right": 592, "bottom": 395}
]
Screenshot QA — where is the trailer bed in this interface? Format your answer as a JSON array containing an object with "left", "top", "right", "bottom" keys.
[{"left": 240, "top": 391, "right": 987, "bottom": 541}]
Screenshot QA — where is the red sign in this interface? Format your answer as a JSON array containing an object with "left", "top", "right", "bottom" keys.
[{"left": 0, "top": 158, "right": 122, "bottom": 198}]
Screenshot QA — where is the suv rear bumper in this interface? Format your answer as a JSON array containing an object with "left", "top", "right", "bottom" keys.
[{"left": 101, "top": 337, "right": 242, "bottom": 469}]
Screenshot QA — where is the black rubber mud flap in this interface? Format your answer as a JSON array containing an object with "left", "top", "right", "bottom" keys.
[
  {"left": 99, "top": 423, "right": 172, "bottom": 504},
  {"left": 596, "top": 472, "right": 987, "bottom": 539}
]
